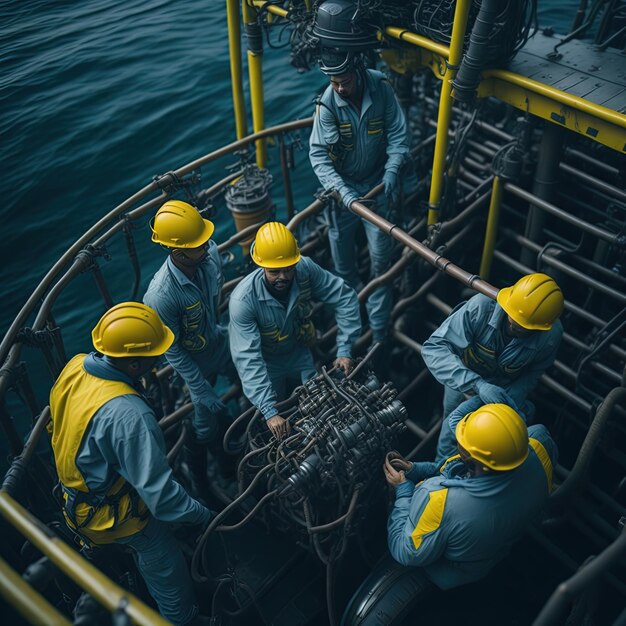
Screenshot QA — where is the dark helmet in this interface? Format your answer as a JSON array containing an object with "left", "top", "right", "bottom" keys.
[{"left": 312, "top": 0, "right": 378, "bottom": 50}]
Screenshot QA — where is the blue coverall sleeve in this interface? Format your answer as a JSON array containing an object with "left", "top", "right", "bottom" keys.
[
  {"left": 110, "top": 398, "right": 210, "bottom": 526},
  {"left": 421, "top": 298, "right": 484, "bottom": 394},
  {"left": 306, "top": 258, "right": 361, "bottom": 357},
  {"left": 309, "top": 104, "right": 360, "bottom": 207},
  {"left": 143, "top": 288, "right": 216, "bottom": 407},
  {"left": 382, "top": 80, "right": 409, "bottom": 175},
  {"left": 387, "top": 482, "right": 449, "bottom": 567},
  {"left": 503, "top": 322, "right": 563, "bottom": 406},
  {"left": 228, "top": 294, "right": 279, "bottom": 420},
  {"left": 435, "top": 395, "right": 484, "bottom": 462}
]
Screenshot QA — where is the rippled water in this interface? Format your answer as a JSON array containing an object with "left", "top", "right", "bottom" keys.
[{"left": 1, "top": 0, "right": 578, "bottom": 346}]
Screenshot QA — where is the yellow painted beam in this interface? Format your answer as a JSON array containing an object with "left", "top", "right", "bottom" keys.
[{"left": 478, "top": 76, "right": 626, "bottom": 153}]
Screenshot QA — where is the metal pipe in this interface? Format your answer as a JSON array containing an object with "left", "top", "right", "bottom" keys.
[
  {"left": 251, "top": 0, "right": 287, "bottom": 18},
  {"left": 384, "top": 26, "right": 450, "bottom": 59},
  {"left": 504, "top": 183, "right": 620, "bottom": 245},
  {"left": 504, "top": 230, "right": 626, "bottom": 304},
  {"left": 427, "top": 0, "right": 472, "bottom": 225},
  {"left": 0, "top": 491, "right": 171, "bottom": 626},
  {"left": 0, "top": 556, "right": 72, "bottom": 626},
  {"left": 479, "top": 175, "right": 503, "bottom": 279},
  {"left": 551, "top": 387, "right": 626, "bottom": 508},
  {"left": 560, "top": 162, "right": 626, "bottom": 203},
  {"left": 522, "top": 124, "right": 565, "bottom": 268},
  {"left": 349, "top": 198, "right": 498, "bottom": 299},
  {"left": 243, "top": 1, "right": 266, "bottom": 167},
  {"left": 279, "top": 134, "right": 295, "bottom": 219},
  {"left": 227, "top": 0, "right": 248, "bottom": 139}
]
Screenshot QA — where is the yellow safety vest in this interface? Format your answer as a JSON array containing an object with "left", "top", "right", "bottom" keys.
[{"left": 49, "top": 354, "right": 149, "bottom": 544}]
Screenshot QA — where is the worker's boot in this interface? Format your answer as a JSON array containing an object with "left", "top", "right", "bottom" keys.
[{"left": 182, "top": 438, "right": 211, "bottom": 500}]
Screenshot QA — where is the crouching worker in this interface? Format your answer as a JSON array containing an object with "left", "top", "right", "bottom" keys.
[
  {"left": 342, "top": 403, "right": 556, "bottom": 624},
  {"left": 229, "top": 222, "right": 361, "bottom": 440},
  {"left": 49, "top": 302, "right": 213, "bottom": 626}
]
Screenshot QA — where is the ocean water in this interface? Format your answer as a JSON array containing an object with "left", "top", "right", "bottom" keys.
[{"left": 1, "top": 0, "right": 578, "bottom": 352}]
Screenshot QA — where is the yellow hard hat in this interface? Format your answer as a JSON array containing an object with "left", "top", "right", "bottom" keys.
[
  {"left": 251, "top": 222, "right": 301, "bottom": 268},
  {"left": 496, "top": 273, "right": 564, "bottom": 330},
  {"left": 150, "top": 200, "right": 215, "bottom": 248},
  {"left": 456, "top": 403, "right": 529, "bottom": 471},
  {"left": 92, "top": 302, "right": 175, "bottom": 358}
]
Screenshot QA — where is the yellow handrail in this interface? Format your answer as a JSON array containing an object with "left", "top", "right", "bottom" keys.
[
  {"left": 0, "top": 491, "right": 171, "bottom": 626},
  {"left": 0, "top": 556, "right": 72, "bottom": 626},
  {"left": 479, "top": 175, "right": 503, "bottom": 279}
]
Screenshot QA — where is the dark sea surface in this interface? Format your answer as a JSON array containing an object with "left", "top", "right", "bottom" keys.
[{"left": 1, "top": 0, "right": 578, "bottom": 356}]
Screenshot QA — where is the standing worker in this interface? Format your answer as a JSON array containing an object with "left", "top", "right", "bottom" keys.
[
  {"left": 421, "top": 273, "right": 564, "bottom": 418},
  {"left": 49, "top": 302, "right": 212, "bottom": 626},
  {"left": 144, "top": 200, "right": 236, "bottom": 490},
  {"left": 229, "top": 222, "right": 361, "bottom": 439},
  {"left": 309, "top": 48, "right": 411, "bottom": 346}
]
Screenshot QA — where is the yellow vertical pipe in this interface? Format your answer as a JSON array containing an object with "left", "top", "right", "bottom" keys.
[
  {"left": 479, "top": 176, "right": 503, "bottom": 279},
  {"left": 427, "top": 0, "right": 472, "bottom": 225},
  {"left": 242, "top": 0, "right": 267, "bottom": 167},
  {"left": 226, "top": 0, "right": 248, "bottom": 139}
]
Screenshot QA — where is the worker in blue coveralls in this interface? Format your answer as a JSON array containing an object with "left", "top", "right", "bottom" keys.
[
  {"left": 421, "top": 273, "right": 564, "bottom": 419},
  {"left": 144, "top": 200, "right": 236, "bottom": 492},
  {"left": 309, "top": 48, "right": 411, "bottom": 345},
  {"left": 229, "top": 222, "right": 361, "bottom": 440},
  {"left": 383, "top": 403, "right": 557, "bottom": 596},
  {"left": 49, "top": 302, "right": 212, "bottom": 626}
]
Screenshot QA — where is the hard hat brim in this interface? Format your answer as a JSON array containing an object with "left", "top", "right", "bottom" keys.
[{"left": 150, "top": 217, "right": 215, "bottom": 249}]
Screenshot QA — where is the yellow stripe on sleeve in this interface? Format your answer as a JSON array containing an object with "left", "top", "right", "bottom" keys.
[
  {"left": 411, "top": 488, "right": 448, "bottom": 550},
  {"left": 529, "top": 438, "right": 553, "bottom": 492}
]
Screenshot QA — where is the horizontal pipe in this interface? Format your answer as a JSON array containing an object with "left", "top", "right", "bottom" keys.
[
  {"left": 504, "top": 183, "right": 621, "bottom": 245},
  {"left": 0, "top": 491, "right": 170, "bottom": 626},
  {"left": 503, "top": 229, "right": 626, "bottom": 304},
  {"left": 559, "top": 162, "right": 626, "bottom": 203},
  {"left": 384, "top": 26, "right": 450, "bottom": 58},
  {"left": 349, "top": 199, "right": 498, "bottom": 299}
]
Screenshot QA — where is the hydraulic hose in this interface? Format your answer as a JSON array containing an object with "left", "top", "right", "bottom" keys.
[
  {"left": 550, "top": 382, "right": 626, "bottom": 509},
  {"left": 452, "top": 0, "right": 501, "bottom": 102}
]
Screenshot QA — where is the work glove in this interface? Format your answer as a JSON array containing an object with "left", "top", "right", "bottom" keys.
[
  {"left": 198, "top": 390, "right": 227, "bottom": 416},
  {"left": 474, "top": 380, "right": 517, "bottom": 408},
  {"left": 383, "top": 169, "right": 399, "bottom": 207}
]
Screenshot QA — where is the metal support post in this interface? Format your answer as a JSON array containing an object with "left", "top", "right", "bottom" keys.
[
  {"left": 227, "top": 0, "right": 248, "bottom": 139},
  {"left": 479, "top": 175, "right": 503, "bottom": 279},
  {"left": 427, "top": 0, "right": 472, "bottom": 225},
  {"left": 521, "top": 123, "right": 565, "bottom": 267},
  {"left": 242, "top": 1, "right": 266, "bottom": 167}
]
